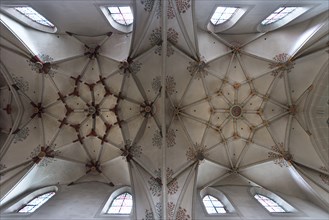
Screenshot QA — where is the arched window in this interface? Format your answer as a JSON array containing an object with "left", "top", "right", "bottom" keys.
[
  {"left": 207, "top": 6, "right": 249, "bottom": 33},
  {"left": 108, "top": 6, "right": 133, "bottom": 26},
  {"left": 254, "top": 194, "right": 286, "bottom": 213},
  {"left": 261, "top": 7, "right": 298, "bottom": 25},
  {"left": 202, "top": 195, "right": 227, "bottom": 214},
  {"left": 0, "top": 6, "right": 57, "bottom": 33},
  {"left": 99, "top": 5, "right": 134, "bottom": 33},
  {"left": 107, "top": 192, "right": 133, "bottom": 214},
  {"left": 14, "top": 7, "right": 54, "bottom": 27},
  {"left": 257, "top": 6, "right": 309, "bottom": 32},
  {"left": 210, "top": 7, "right": 239, "bottom": 25},
  {"left": 17, "top": 192, "right": 55, "bottom": 213}
]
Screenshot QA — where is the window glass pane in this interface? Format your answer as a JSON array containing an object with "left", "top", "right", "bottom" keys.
[
  {"left": 203, "top": 195, "right": 210, "bottom": 201},
  {"left": 215, "top": 7, "right": 226, "bottom": 14},
  {"left": 108, "top": 7, "right": 120, "bottom": 13},
  {"left": 119, "top": 7, "right": 132, "bottom": 14},
  {"left": 267, "top": 14, "right": 276, "bottom": 20},
  {"left": 123, "top": 199, "right": 133, "bottom": 206},
  {"left": 275, "top": 13, "right": 286, "bottom": 19},
  {"left": 282, "top": 7, "right": 296, "bottom": 13},
  {"left": 203, "top": 200, "right": 213, "bottom": 207},
  {"left": 221, "top": 13, "right": 232, "bottom": 20},
  {"left": 123, "top": 13, "right": 133, "bottom": 20},
  {"left": 120, "top": 206, "right": 132, "bottom": 214},
  {"left": 28, "top": 197, "right": 44, "bottom": 205},
  {"left": 125, "top": 19, "right": 133, "bottom": 24},
  {"left": 258, "top": 200, "right": 268, "bottom": 207},
  {"left": 211, "top": 200, "right": 223, "bottom": 207},
  {"left": 272, "top": 206, "right": 285, "bottom": 212},
  {"left": 108, "top": 206, "right": 121, "bottom": 213},
  {"left": 28, "top": 205, "right": 42, "bottom": 213},
  {"left": 274, "top": 7, "right": 284, "bottom": 13},
  {"left": 111, "top": 14, "right": 124, "bottom": 21},
  {"left": 206, "top": 207, "right": 217, "bottom": 214},
  {"left": 211, "top": 14, "right": 221, "bottom": 20},
  {"left": 225, "top": 7, "right": 237, "bottom": 14},
  {"left": 211, "top": 18, "right": 218, "bottom": 24},
  {"left": 112, "top": 199, "right": 123, "bottom": 206},
  {"left": 266, "top": 200, "right": 278, "bottom": 206},
  {"left": 18, "top": 205, "right": 35, "bottom": 213},
  {"left": 216, "top": 207, "right": 226, "bottom": 213}
]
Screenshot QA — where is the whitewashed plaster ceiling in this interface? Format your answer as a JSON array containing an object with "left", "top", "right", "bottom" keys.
[{"left": 0, "top": 0, "right": 329, "bottom": 219}]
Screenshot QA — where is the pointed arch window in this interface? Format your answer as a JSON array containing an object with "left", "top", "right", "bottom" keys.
[
  {"left": 107, "top": 192, "right": 133, "bottom": 214},
  {"left": 254, "top": 194, "right": 286, "bottom": 213},
  {"left": 17, "top": 192, "right": 55, "bottom": 213},
  {"left": 202, "top": 195, "right": 227, "bottom": 214}
]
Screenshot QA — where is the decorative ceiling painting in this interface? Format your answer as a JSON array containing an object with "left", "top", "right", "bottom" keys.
[{"left": 0, "top": 0, "right": 328, "bottom": 219}]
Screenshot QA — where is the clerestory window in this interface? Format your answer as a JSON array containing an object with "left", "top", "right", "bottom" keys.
[
  {"left": 210, "top": 7, "right": 239, "bottom": 25},
  {"left": 202, "top": 194, "right": 227, "bottom": 214},
  {"left": 108, "top": 6, "right": 134, "bottom": 26},
  {"left": 254, "top": 194, "right": 286, "bottom": 213},
  {"left": 261, "top": 7, "right": 298, "bottom": 25},
  {"left": 257, "top": 6, "right": 309, "bottom": 32},
  {"left": 107, "top": 192, "right": 133, "bottom": 214},
  {"left": 14, "top": 7, "right": 55, "bottom": 27},
  {"left": 17, "top": 192, "right": 55, "bottom": 213}
]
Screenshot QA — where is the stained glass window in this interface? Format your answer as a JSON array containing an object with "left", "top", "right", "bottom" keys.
[
  {"left": 14, "top": 7, "right": 55, "bottom": 27},
  {"left": 203, "top": 195, "right": 227, "bottom": 214},
  {"left": 210, "top": 7, "right": 239, "bottom": 25},
  {"left": 18, "top": 192, "right": 55, "bottom": 213},
  {"left": 261, "top": 7, "right": 298, "bottom": 25},
  {"left": 254, "top": 194, "right": 286, "bottom": 213},
  {"left": 108, "top": 6, "right": 133, "bottom": 26},
  {"left": 107, "top": 192, "right": 133, "bottom": 214}
]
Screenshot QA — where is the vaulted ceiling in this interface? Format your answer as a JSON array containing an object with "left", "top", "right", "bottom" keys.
[{"left": 0, "top": 0, "right": 328, "bottom": 219}]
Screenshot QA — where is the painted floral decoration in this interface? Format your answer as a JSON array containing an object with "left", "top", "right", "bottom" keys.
[
  {"left": 148, "top": 168, "right": 179, "bottom": 196},
  {"left": 152, "top": 129, "right": 176, "bottom": 149},
  {"left": 268, "top": 143, "right": 293, "bottom": 167},
  {"left": 269, "top": 53, "right": 295, "bottom": 78}
]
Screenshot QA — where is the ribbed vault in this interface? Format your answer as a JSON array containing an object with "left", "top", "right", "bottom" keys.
[{"left": 0, "top": 0, "right": 328, "bottom": 219}]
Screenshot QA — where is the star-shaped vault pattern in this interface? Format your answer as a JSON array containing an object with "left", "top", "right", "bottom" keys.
[{"left": 0, "top": 1, "right": 328, "bottom": 219}]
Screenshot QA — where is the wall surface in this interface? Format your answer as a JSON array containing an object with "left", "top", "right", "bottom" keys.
[
  {"left": 1, "top": 182, "right": 131, "bottom": 220},
  {"left": 195, "top": 185, "right": 329, "bottom": 220},
  {"left": 1, "top": 182, "right": 329, "bottom": 220}
]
